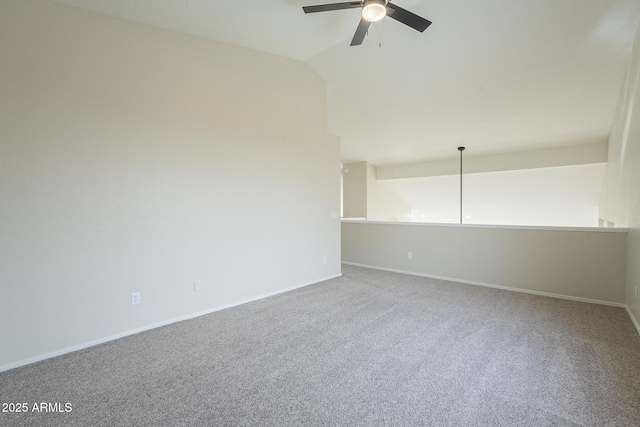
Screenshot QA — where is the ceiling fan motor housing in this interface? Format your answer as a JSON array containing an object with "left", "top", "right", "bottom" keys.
[{"left": 362, "top": 0, "right": 387, "bottom": 22}]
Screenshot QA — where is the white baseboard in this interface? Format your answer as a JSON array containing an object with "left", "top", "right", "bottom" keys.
[
  {"left": 342, "top": 262, "right": 626, "bottom": 308},
  {"left": 0, "top": 273, "right": 342, "bottom": 373},
  {"left": 626, "top": 305, "right": 640, "bottom": 336}
]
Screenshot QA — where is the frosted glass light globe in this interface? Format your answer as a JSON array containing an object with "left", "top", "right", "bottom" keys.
[{"left": 362, "top": 3, "right": 386, "bottom": 22}]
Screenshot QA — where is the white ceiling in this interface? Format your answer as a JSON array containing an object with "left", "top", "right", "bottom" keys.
[{"left": 51, "top": 0, "right": 640, "bottom": 166}]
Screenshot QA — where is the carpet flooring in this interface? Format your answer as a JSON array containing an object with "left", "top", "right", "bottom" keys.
[{"left": 1, "top": 264, "right": 640, "bottom": 426}]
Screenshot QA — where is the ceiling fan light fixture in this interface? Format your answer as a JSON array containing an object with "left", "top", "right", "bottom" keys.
[
  {"left": 302, "top": 0, "right": 431, "bottom": 46},
  {"left": 362, "top": 0, "right": 386, "bottom": 23}
]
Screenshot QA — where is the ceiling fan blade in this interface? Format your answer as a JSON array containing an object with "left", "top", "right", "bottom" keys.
[
  {"left": 303, "top": 2, "right": 362, "bottom": 13},
  {"left": 350, "top": 18, "right": 371, "bottom": 46},
  {"left": 386, "top": 2, "right": 432, "bottom": 32}
]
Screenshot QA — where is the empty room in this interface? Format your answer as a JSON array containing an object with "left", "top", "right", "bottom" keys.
[{"left": 1, "top": 0, "right": 640, "bottom": 425}]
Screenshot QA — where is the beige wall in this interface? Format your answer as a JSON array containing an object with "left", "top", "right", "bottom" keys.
[
  {"left": 600, "top": 17, "right": 640, "bottom": 331},
  {"left": 0, "top": 0, "right": 341, "bottom": 370},
  {"left": 366, "top": 163, "right": 411, "bottom": 222},
  {"left": 342, "top": 162, "right": 367, "bottom": 218},
  {"left": 342, "top": 161, "right": 411, "bottom": 221},
  {"left": 342, "top": 221, "right": 627, "bottom": 305}
]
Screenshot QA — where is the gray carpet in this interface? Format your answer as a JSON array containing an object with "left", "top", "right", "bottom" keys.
[{"left": 2, "top": 264, "right": 640, "bottom": 426}]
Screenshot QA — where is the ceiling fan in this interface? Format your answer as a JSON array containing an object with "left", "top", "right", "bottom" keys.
[{"left": 302, "top": 0, "right": 432, "bottom": 46}]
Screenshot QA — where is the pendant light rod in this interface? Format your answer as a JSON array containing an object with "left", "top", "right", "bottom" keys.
[{"left": 458, "top": 146, "right": 465, "bottom": 224}]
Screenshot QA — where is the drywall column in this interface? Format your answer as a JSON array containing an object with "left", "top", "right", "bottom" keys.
[{"left": 342, "top": 162, "right": 367, "bottom": 218}]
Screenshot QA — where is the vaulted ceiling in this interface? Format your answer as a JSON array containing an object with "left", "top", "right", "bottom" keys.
[{"left": 51, "top": 0, "right": 640, "bottom": 165}]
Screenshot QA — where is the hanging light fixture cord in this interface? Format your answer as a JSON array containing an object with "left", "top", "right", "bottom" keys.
[{"left": 458, "top": 146, "right": 465, "bottom": 224}]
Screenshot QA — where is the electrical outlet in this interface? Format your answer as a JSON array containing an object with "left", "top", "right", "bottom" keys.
[
  {"left": 131, "top": 292, "right": 140, "bottom": 305},
  {"left": 408, "top": 252, "right": 413, "bottom": 260},
  {"left": 635, "top": 285, "right": 638, "bottom": 299},
  {"left": 194, "top": 281, "right": 202, "bottom": 292},
  {"left": 323, "top": 256, "right": 327, "bottom": 264}
]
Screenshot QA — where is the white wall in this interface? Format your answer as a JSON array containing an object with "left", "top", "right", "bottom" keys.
[
  {"left": 366, "top": 163, "right": 411, "bottom": 222},
  {"left": 600, "top": 17, "right": 640, "bottom": 331},
  {"left": 377, "top": 142, "right": 608, "bottom": 179},
  {"left": 0, "top": 0, "right": 341, "bottom": 370},
  {"left": 342, "top": 221, "right": 627, "bottom": 305},
  {"left": 386, "top": 164, "right": 605, "bottom": 227}
]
